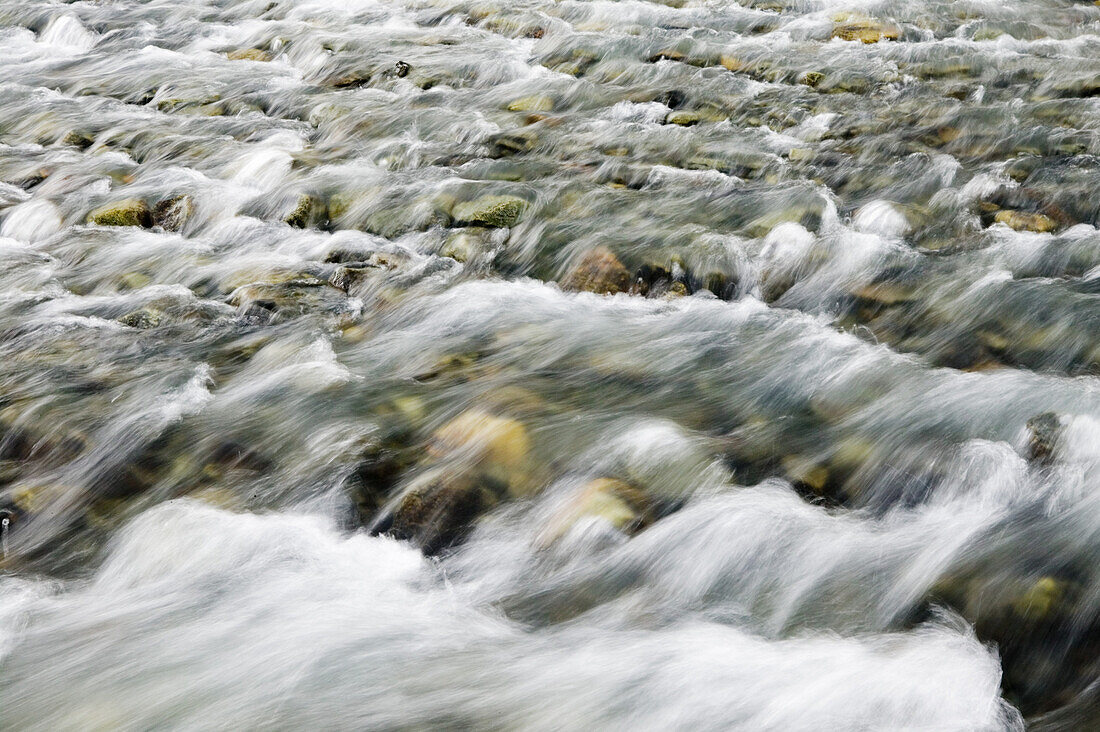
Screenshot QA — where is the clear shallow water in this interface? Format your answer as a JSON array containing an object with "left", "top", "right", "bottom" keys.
[{"left": 2, "top": 0, "right": 1100, "bottom": 728}]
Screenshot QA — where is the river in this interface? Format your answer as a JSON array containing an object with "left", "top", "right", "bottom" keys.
[{"left": 3, "top": 0, "right": 1100, "bottom": 729}]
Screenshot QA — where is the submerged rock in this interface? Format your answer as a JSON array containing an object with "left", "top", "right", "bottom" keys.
[
  {"left": 61, "top": 130, "right": 95, "bottom": 149},
  {"left": 927, "top": 569, "right": 1085, "bottom": 716},
  {"left": 507, "top": 95, "right": 554, "bottom": 112},
  {"left": 378, "top": 468, "right": 499, "bottom": 555},
  {"left": 87, "top": 199, "right": 152, "bottom": 228},
  {"left": 799, "top": 71, "right": 825, "bottom": 88},
  {"left": 832, "top": 18, "right": 900, "bottom": 43},
  {"left": 118, "top": 308, "right": 163, "bottom": 329},
  {"left": 372, "top": 409, "right": 535, "bottom": 554},
  {"left": 1010, "top": 576, "right": 1067, "bottom": 621},
  {"left": 283, "top": 194, "right": 326, "bottom": 229},
  {"left": 782, "top": 456, "right": 831, "bottom": 496},
  {"left": 539, "top": 478, "right": 652, "bottom": 547},
  {"left": 1026, "top": 412, "right": 1062, "bottom": 464},
  {"left": 226, "top": 48, "right": 270, "bottom": 62},
  {"left": 439, "top": 227, "right": 492, "bottom": 263},
  {"left": 451, "top": 195, "right": 527, "bottom": 228},
  {"left": 488, "top": 131, "right": 538, "bottom": 157},
  {"left": 153, "top": 194, "right": 194, "bottom": 232},
  {"left": 994, "top": 210, "right": 1057, "bottom": 233},
  {"left": 561, "top": 247, "right": 631, "bottom": 294},
  {"left": 428, "top": 409, "right": 531, "bottom": 491}
]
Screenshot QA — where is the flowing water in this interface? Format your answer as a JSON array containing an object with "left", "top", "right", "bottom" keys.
[{"left": 4, "top": 0, "right": 1100, "bottom": 728}]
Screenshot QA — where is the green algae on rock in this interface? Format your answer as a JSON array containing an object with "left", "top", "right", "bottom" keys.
[
  {"left": 451, "top": 195, "right": 528, "bottom": 228},
  {"left": 283, "top": 194, "right": 326, "bottom": 229},
  {"left": 87, "top": 199, "right": 152, "bottom": 227}
]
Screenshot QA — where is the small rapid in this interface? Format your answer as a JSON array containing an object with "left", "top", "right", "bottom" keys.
[
  {"left": 0, "top": 502, "right": 1019, "bottom": 731},
  {"left": 3, "top": 0, "right": 1100, "bottom": 728}
]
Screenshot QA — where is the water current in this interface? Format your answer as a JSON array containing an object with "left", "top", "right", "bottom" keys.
[{"left": 3, "top": 0, "right": 1100, "bottom": 728}]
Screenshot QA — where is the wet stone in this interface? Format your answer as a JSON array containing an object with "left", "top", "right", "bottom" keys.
[
  {"left": 539, "top": 478, "right": 653, "bottom": 547},
  {"left": 152, "top": 194, "right": 194, "bottom": 232},
  {"left": 451, "top": 195, "right": 528, "bottom": 228},
  {"left": 1026, "top": 412, "right": 1062, "bottom": 464},
  {"left": 507, "top": 95, "right": 554, "bottom": 112},
  {"left": 832, "top": 17, "right": 901, "bottom": 44},
  {"left": 994, "top": 210, "right": 1057, "bottom": 233},
  {"left": 379, "top": 470, "right": 498, "bottom": 555},
  {"left": 87, "top": 199, "right": 152, "bottom": 228},
  {"left": 118, "top": 308, "right": 163, "bottom": 329},
  {"left": 226, "top": 48, "right": 270, "bottom": 62},
  {"left": 283, "top": 194, "right": 326, "bottom": 229},
  {"left": 665, "top": 111, "right": 701, "bottom": 127},
  {"left": 561, "top": 247, "right": 632, "bottom": 295}
]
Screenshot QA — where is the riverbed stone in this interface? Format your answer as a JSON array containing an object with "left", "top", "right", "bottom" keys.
[
  {"left": 153, "top": 194, "right": 194, "bottom": 231},
  {"left": 561, "top": 247, "right": 631, "bottom": 294},
  {"left": 666, "top": 111, "right": 702, "bottom": 126},
  {"left": 507, "top": 95, "right": 554, "bottom": 112},
  {"left": 118, "top": 308, "right": 163, "bottom": 329},
  {"left": 381, "top": 468, "right": 498, "bottom": 554},
  {"left": 87, "top": 199, "right": 152, "bottom": 227},
  {"left": 832, "top": 17, "right": 900, "bottom": 43},
  {"left": 451, "top": 195, "right": 527, "bottom": 228},
  {"left": 429, "top": 409, "right": 531, "bottom": 491},
  {"left": 226, "top": 48, "right": 270, "bottom": 62},
  {"left": 284, "top": 194, "right": 326, "bottom": 228},
  {"left": 994, "top": 210, "right": 1057, "bottom": 233},
  {"left": 1026, "top": 412, "right": 1062, "bottom": 464},
  {"left": 539, "top": 478, "right": 652, "bottom": 546}
]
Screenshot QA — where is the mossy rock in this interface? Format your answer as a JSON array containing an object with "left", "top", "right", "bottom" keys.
[
  {"left": 665, "top": 111, "right": 701, "bottom": 126},
  {"left": 325, "top": 191, "right": 361, "bottom": 221},
  {"left": 308, "top": 102, "right": 353, "bottom": 126},
  {"left": 228, "top": 281, "right": 334, "bottom": 317},
  {"left": 1010, "top": 576, "right": 1067, "bottom": 622},
  {"left": 87, "top": 199, "right": 152, "bottom": 228},
  {"left": 11, "top": 483, "right": 69, "bottom": 514},
  {"left": 221, "top": 267, "right": 325, "bottom": 292},
  {"left": 848, "top": 281, "right": 917, "bottom": 307},
  {"left": 994, "top": 210, "right": 1057, "bottom": 233},
  {"left": 745, "top": 202, "right": 825, "bottom": 238},
  {"left": 284, "top": 194, "right": 326, "bottom": 229},
  {"left": 485, "top": 130, "right": 539, "bottom": 158},
  {"left": 664, "top": 280, "right": 689, "bottom": 298},
  {"left": 61, "top": 130, "right": 95, "bottom": 149},
  {"left": 832, "top": 18, "right": 900, "bottom": 43},
  {"left": 799, "top": 71, "right": 825, "bottom": 88},
  {"left": 440, "top": 227, "right": 493, "bottom": 263},
  {"left": 118, "top": 272, "right": 153, "bottom": 291},
  {"left": 372, "top": 408, "right": 535, "bottom": 555},
  {"left": 782, "top": 455, "right": 831, "bottom": 495},
  {"left": 118, "top": 308, "right": 163, "bottom": 329},
  {"left": 451, "top": 195, "right": 527, "bottom": 228}
]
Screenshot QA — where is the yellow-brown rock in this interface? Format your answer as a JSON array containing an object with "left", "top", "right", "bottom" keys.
[
  {"left": 429, "top": 410, "right": 531, "bottom": 491},
  {"left": 832, "top": 18, "right": 900, "bottom": 43},
  {"left": 994, "top": 210, "right": 1056, "bottom": 233},
  {"left": 539, "top": 478, "right": 652, "bottom": 546},
  {"left": 561, "top": 247, "right": 631, "bottom": 295}
]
